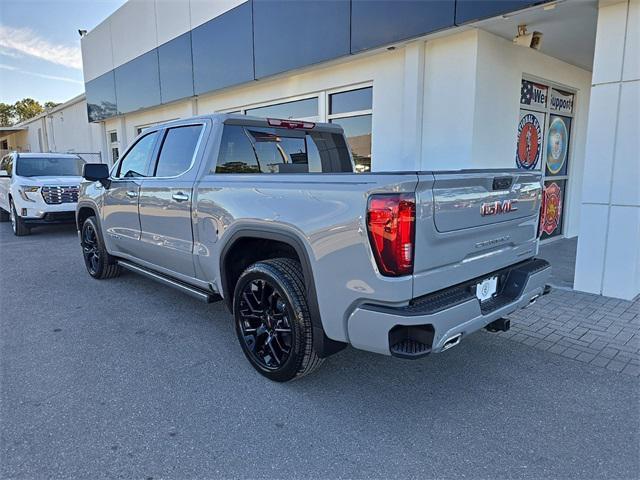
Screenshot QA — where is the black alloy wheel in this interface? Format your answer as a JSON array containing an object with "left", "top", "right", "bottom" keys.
[
  {"left": 81, "top": 221, "right": 101, "bottom": 276},
  {"left": 80, "top": 216, "right": 121, "bottom": 279},
  {"left": 237, "top": 278, "right": 294, "bottom": 370},
  {"left": 233, "top": 259, "right": 323, "bottom": 381}
]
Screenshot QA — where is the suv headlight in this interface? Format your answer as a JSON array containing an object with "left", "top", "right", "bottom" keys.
[{"left": 18, "top": 185, "right": 40, "bottom": 202}]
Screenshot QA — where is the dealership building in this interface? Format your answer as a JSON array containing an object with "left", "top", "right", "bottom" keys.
[{"left": 1, "top": 0, "right": 638, "bottom": 300}]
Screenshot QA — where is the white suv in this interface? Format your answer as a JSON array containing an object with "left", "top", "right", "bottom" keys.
[{"left": 0, "top": 152, "right": 86, "bottom": 236}]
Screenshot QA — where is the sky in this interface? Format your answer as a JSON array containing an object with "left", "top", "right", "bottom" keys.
[{"left": 0, "top": 0, "right": 127, "bottom": 105}]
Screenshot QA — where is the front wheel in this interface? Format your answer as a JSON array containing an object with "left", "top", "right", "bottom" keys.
[
  {"left": 233, "top": 258, "right": 323, "bottom": 382},
  {"left": 81, "top": 216, "right": 121, "bottom": 279},
  {"left": 10, "top": 200, "right": 30, "bottom": 236}
]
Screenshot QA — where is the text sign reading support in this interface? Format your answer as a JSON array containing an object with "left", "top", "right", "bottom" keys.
[{"left": 550, "top": 89, "right": 574, "bottom": 114}]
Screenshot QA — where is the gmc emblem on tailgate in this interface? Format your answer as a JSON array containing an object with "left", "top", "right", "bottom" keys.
[{"left": 480, "top": 199, "right": 518, "bottom": 216}]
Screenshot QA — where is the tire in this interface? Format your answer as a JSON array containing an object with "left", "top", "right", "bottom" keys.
[
  {"left": 80, "top": 216, "right": 121, "bottom": 279},
  {"left": 233, "top": 258, "right": 323, "bottom": 382},
  {"left": 9, "top": 199, "right": 30, "bottom": 236},
  {"left": 0, "top": 208, "right": 9, "bottom": 222}
]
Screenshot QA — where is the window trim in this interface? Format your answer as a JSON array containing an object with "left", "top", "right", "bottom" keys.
[
  {"left": 149, "top": 122, "right": 207, "bottom": 180},
  {"left": 113, "top": 129, "right": 161, "bottom": 179},
  {"left": 219, "top": 91, "right": 324, "bottom": 122}
]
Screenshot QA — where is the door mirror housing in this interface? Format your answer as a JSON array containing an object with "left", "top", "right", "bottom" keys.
[
  {"left": 83, "top": 163, "right": 110, "bottom": 188},
  {"left": 0, "top": 169, "right": 9, "bottom": 178}
]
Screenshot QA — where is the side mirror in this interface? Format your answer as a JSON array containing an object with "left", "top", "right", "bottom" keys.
[
  {"left": 83, "top": 163, "right": 110, "bottom": 188},
  {"left": 0, "top": 169, "right": 9, "bottom": 178}
]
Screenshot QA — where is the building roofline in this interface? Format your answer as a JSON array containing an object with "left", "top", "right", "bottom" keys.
[{"left": 15, "top": 93, "right": 86, "bottom": 127}]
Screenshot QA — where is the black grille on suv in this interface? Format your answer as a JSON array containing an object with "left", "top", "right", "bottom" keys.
[{"left": 41, "top": 186, "right": 79, "bottom": 204}]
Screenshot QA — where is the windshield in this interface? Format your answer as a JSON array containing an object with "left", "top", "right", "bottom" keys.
[{"left": 16, "top": 157, "right": 85, "bottom": 177}]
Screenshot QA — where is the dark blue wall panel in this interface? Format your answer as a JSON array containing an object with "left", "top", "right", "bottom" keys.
[
  {"left": 114, "top": 49, "right": 161, "bottom": 114},
  {"left": 455, "top": 0, "right": 551, "bottom": 25},
  {"left": 253, "top": 0, "right": 350, "bottom": 79},
  {"left": 85, "top": 0, "right": 558, "bottom": 122},
  {"left": 351, "top": 0, "right": 456, "bottom": 53},
  {"left": 158, "top": 32, "right": 194, "bottom": 104},
  {"left": 192, "top": 2, "right": 254, "bottom": 95},
  {"left": 86, "top": 71, "right": 117, "bottom": 122}
]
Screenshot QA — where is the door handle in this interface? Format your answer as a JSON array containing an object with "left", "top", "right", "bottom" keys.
[
  {"left": 126, "top": 190, "right": 137, "bottom": 198},
  {"left": 172, "top": 192, "right": 189, "bottom": 202}
]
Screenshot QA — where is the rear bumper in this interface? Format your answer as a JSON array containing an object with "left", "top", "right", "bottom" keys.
[{"left": 346, "top": 258, "right": 551, "bottom": 356}]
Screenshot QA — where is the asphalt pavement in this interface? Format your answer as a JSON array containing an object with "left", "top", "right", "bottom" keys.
[{"left": 1, "top": 222, "right": 638, "bottom": 479}]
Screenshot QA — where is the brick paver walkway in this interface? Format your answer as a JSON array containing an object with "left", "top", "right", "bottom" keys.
[{"left": 501, "top": 288, "right": 640, "bottom": 376}]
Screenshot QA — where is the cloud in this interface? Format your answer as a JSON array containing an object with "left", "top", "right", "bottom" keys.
[
  {"left": 0, "top": 63, "right": 82, "bottom": 84},
  {"left": 0, "top": 25, "right": 81, "bottom": 70}
]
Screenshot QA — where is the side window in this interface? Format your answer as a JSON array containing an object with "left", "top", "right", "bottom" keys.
[
  {"left": 214, "top": 125, "right": 352, "bottom": 174},
  {"left": 247, "top": 128, "right": 309, "bottom": 173},
  {"left": 154, "top": 125, "right": 203, "bottom": 177},
  {"left": 215, "top": 126, "right": 260, "bottom": 173},
  {"left": 115, "top": 132, "right": 158, "bottom": 178}
]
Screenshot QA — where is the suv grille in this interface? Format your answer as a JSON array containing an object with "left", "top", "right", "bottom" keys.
[{"left": 41, "top": 185, "right": 79, "bottom": 204}]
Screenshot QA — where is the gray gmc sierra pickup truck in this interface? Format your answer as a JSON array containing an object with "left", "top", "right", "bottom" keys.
[{"left": 77, "top": 114, "right": 551, "bottom": 381}]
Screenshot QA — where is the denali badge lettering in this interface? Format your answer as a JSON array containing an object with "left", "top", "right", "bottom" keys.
[
  {"left": 475, "top": 235, "right": 511, "bottom": 249},
  {"left": 480, "top": 199, "right": 518, "bottom": 216}
]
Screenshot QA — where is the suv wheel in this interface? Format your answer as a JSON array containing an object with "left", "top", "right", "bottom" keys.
[
  {"left": 81, "top": 216, "right": 121, "bottom": 279},
  {"left": 10, "top": 200, "right": 30, "bottom": 236},
  {"left": 233, "top": 258, "right": 323, "bottom": 382}
]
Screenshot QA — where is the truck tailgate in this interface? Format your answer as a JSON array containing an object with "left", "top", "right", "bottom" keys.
[{"left": 412, "top": 170, "right": 542, "bottom": 298}]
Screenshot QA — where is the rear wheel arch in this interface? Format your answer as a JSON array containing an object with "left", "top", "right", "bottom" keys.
[{"left": 219, "top": 227, "right": 346, "bottom": 358}]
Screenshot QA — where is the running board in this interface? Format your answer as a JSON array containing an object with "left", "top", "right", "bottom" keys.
[{"left": 117, "top": 260, "right": 220, "bottom": 303}]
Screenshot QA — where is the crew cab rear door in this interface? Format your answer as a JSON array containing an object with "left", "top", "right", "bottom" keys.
[
  {"left": 412, "top": 170, "right": 542, "bottom": 297},
  {"left": 137, "top": 123, "right": 206, "bottom": 278}
]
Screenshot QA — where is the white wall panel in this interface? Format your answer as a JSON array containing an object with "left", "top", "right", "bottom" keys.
[
  {"left": 155, "top": 0, "right": 191, "bottom": 46},
  {"left": 591, "top": 1, "right": 627, "bottom": 84},
  {"left": 602, "top": 206, "right": 640, "bottom": 299},
  {"left": 110, "top": 0, "right": 158, "bottom": 67},
  {"left": 422, "top": 30, "right": 478, "bottom": 171},
  {"left": 611, "top": 80, "right": 640, "bottom": 206},
  {"left": 574, "top": 203, "right": 610, "bottom": 294},
  {"left": 623, "top": 0, "right": 640, "bottom": 81},
  {"left": 81, "top": 20, "right": 114, "bottom": 82},
  {"left": 580, "top": 83, "right": 619, "bottom": 205},
  {"left": 189, "top": 0, "right": 247, "bottom": 30}
]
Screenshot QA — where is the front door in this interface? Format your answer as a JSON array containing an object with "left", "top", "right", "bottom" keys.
[
  {"left": 136, "top": 124, "right": 204, "bottom": 278},
  {"left": 101, "top": 131, "right": 159, "bottom": 257}
]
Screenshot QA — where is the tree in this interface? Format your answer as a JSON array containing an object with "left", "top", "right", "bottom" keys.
[
  {"left": 44, "top": 101, "right": 60, "bottom": 111},
  {"left": 13, "top": 98, "right": 44, "bottom": 123},
  {"left": 0, "top": 103, "right": 15, "bottom": 126}
]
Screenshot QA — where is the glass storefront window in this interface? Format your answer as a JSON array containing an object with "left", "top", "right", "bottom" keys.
[
  {"left": 245, "top": 97, "right": 318, "bottom": 120},
  {"left": 330, "top": 115, "right": 372, "bottom": 173},
  {"left": 328, "top": 86, "right": 373, "bottom": 173},
  {"left": 517, "top": 77, "right": 576, "bottom": 241}
]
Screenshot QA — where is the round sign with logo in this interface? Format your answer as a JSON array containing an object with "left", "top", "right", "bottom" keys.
[
  {"left": 546, "top": 117, "right": 569, "bottom": 175},
  {"left": 516, "top": 113, "right": 542, "bottom": 169},
  {"left": 540, "top": 182, "right": 562, "bottom": 236}
]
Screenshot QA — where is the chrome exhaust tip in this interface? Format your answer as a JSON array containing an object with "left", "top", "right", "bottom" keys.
[{"left": 442, "top": 333, "right": 462, "bottom": 351}]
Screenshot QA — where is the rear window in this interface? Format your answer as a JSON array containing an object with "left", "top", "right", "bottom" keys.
[
  {"left": 214, "top": 125, "right": 352, "bottom": 174},
  {"left": 16, "top": 157, "right": 85, "bottom": 177}
]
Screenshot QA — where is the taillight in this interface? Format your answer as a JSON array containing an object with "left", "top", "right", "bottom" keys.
[{"left": 366, "top": 193, "right": 416, "bottom": 277}]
